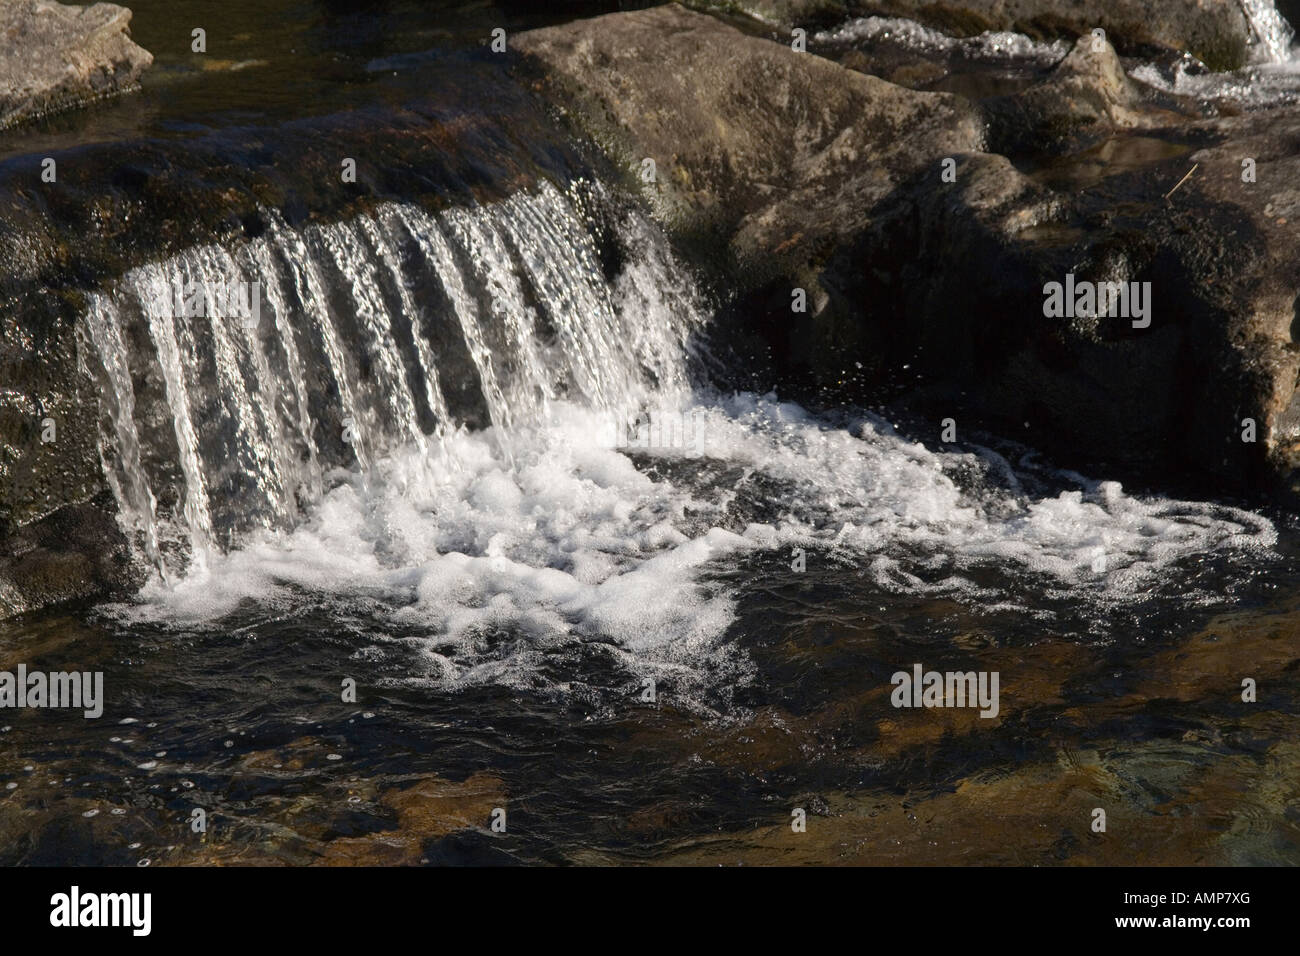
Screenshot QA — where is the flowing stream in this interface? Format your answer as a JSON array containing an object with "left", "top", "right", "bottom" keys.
[{"left": 1, "top": 0, "right": 1298, "bottom": 867}]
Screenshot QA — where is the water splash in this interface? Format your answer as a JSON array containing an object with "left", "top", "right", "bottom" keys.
[
  {"left": 82, "top": 180, "right": 1278, "bottom": 709},
  {"left": 814, "top": 16, "right": 1073, "bottom": 66},
  {"left": 80, "top": 181, "right": 706, "bottom": 580},
  {"left": 1241, "top": 0, "right": 1295, "bottom": 63}
]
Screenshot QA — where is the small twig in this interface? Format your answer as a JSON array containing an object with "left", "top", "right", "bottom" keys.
[{"left": 1164, "top": 163, "right": 1199, "bottom": 201}]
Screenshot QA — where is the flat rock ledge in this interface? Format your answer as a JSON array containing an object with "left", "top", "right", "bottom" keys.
[{"left": 0, "top": 0, "right": 153, "bottom": 130}]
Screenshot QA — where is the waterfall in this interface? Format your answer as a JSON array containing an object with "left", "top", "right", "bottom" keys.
[
  {"left": 82, "top": 181, "right": 1279, "bottom": 662},
  {"left": 79, "top": 181, "right": 707, "bottom": 580},
  {"left": 1241, "top": 0, "right": 1295, "bottom": 63}
]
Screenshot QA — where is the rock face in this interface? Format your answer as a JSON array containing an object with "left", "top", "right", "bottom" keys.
[
  {"left": 981, "top": 35, "right": 1146, "bottom": 156},
  {"left": 0, "top": 0, "right": 153, "bottom": 129},
  {"left": 517, "top": 4, "right": 982, "bottom": 264},
  {"left": 517, "top": 5, "right": 1300, "bottom": 498},
  {"left": 0, "top": 501, "right": 134, "bottom": 619},
  {"left": 684, "top": 0, "right": 1262, "bottom": 70}
]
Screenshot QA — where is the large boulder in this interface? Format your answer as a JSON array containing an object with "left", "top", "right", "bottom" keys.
[
  {"left": 684, "top": 0, "right": 1269, "bottom": 70},
  {"left": 515, "top": 4, "right": 983, "bottom": 286},
  {"left": 0, "top": 0, "right": 153, "bottom": 130},
  {"left": 981, "top": 35, "right": 1144, "bottom": 155},
  {"left": 870, "top": 123, "right": 1300, "bottom": 493}
]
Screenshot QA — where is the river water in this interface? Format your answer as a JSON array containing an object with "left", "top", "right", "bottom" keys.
[{"left": 1, "top": 0, "right": 1299, "bottom": 866}]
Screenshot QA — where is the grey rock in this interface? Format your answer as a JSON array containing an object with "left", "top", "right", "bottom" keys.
[
  {"left": 982, "top": 35, "right": 1147, "bottom": 156},
  {"left": 0, "top": 0, "right": 153, "bottom": 130},
  {"left": 515, "top": 4, "right": 984, "bottom": 274}
]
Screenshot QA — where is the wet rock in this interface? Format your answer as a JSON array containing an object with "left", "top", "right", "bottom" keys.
[
  {"left": 517, "top": 5, "right": 982, "bottom": 272},
  {"left": 684, "top": 0, "right": 1259, "bottom": 70},
  {"left": 982, "top": 36, "right": 1145, "bottom": 155},
  {"left": 0, "top": 1, "right": 153, "bottom": 130},
  {"left": 867, "top": 109, "right": 1300, "bottom": 493},
  {"left": 0, "top": 499, "right": 138, "bottom": 618}
]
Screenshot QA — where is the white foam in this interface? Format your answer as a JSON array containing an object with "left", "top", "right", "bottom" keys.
[
  {"left": 1241, "top": 0, "right": 1296, "bottom": 64},
  {"left": 1130, "top": 57, "right": 1300, "bottom": 108},
  {"left": 110, "top": 394, "right": 1277, "bottom": 708},
  {"left": 814, "top": 16, "right": 1072, "bottom": 66}
]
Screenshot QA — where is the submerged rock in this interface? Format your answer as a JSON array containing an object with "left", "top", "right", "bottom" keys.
[{"left": 0, "top": 0, "right": 153, "bottom": 130}]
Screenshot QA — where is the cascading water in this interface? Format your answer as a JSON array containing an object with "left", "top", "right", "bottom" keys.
[
  {"left": 1241, "top": 0, "right": 1296, "bottom": 63},
  {"left": 80, "top": 180, "right": 701, "bottom": 580},
  {"left": 80, "top": 178, "right": 1277, "bottom": 705}
]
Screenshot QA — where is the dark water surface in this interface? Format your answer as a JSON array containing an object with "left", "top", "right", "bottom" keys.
[
  {"left": 2, "top": 455, "right": 1299, "bottom": 866},
  {"left": 0, "top": 0, "right": 669, "bottom": 165}
]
